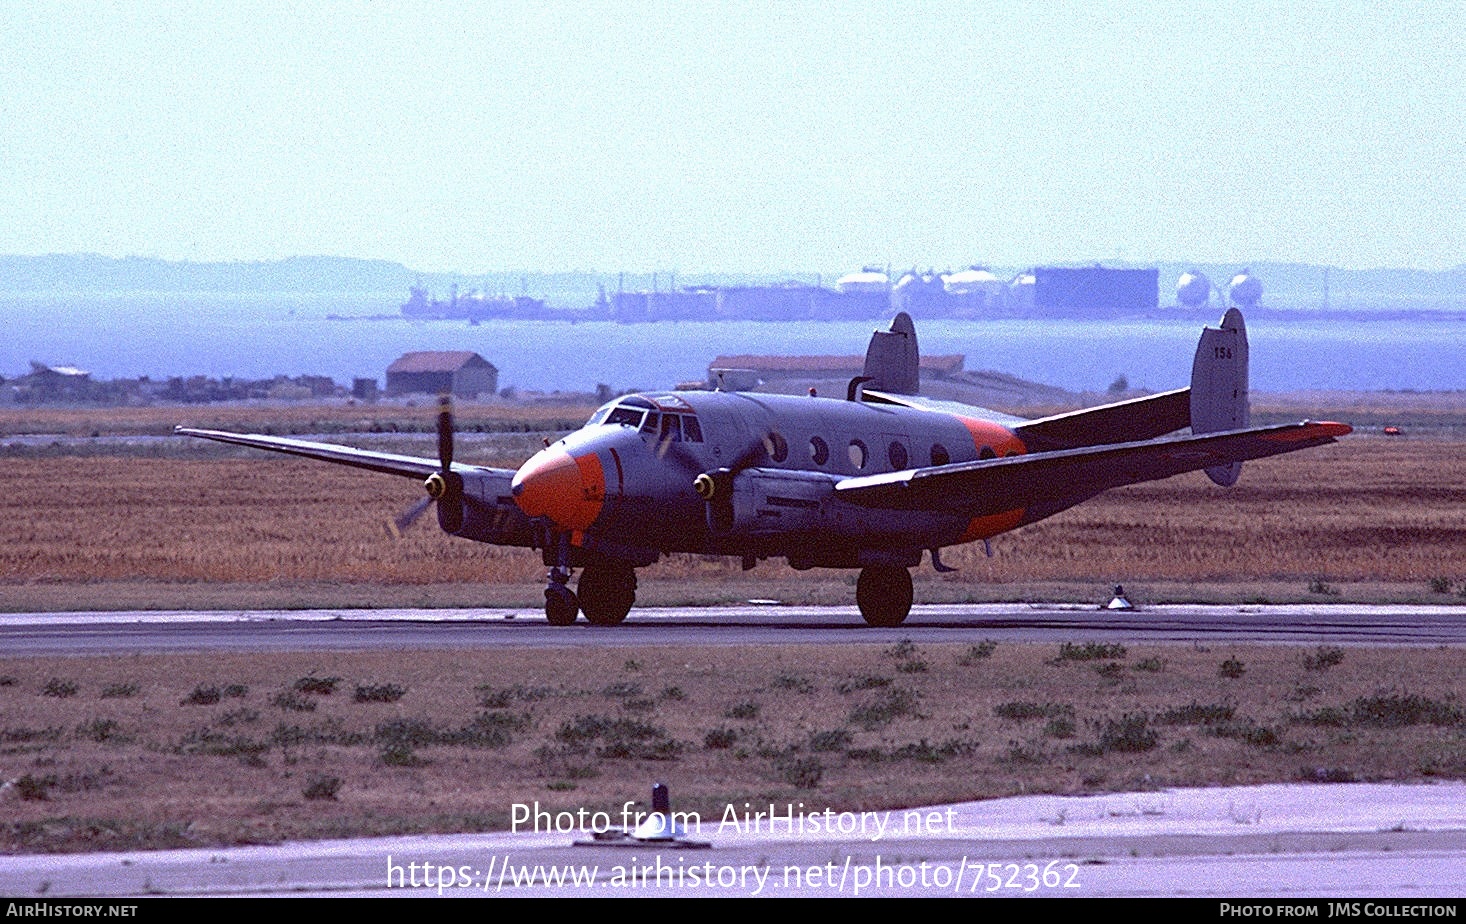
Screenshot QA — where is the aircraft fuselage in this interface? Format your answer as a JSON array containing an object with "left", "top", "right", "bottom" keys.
[{"left": 497, "top": 389, "right": 1026, "bottom": 570}]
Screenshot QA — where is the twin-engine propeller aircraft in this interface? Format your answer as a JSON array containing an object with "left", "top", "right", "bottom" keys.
[{"left": 178, "top": 309, "right": 1349, "bottom": 627}]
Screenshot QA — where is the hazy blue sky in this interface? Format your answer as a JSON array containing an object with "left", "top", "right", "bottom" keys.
[{"left": 2, "top": 1, "right": 1461, "bottom": 273}]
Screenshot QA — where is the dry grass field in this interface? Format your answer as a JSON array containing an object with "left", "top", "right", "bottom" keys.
[
  {"left": 3, "top": 642, "right": 1463, "bottom": 852},
  {"left": 1, "top": 434, "right": 1462, "bottom": 611}
]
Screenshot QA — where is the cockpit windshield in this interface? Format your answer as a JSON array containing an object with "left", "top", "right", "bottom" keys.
[
  {"left": 586, "top": 397, "right": 701, "bottom": 442},
  {"left": 604, "top": 405, "right": 646, "bottom": 428}
]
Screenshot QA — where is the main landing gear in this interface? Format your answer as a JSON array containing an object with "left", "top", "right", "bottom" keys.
[
  {"left": 856, "top": 565, "right": 913, "bottom": 627},
  {"left": 578, "top": 563, "right": 637, "bottom": 626},
  {"left": 542, "top": 533, "right": 638, "bottom": 626}
]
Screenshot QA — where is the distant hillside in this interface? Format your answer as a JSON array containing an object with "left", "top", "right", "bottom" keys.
[
  {"left": 0, "top": 254, "right": 415, "bottom": 293},
  {"left": 0, "top": 254, "right": 802, "bottom": 307}
]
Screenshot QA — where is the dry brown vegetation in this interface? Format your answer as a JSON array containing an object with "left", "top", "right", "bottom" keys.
[
  {"left": 3, "top": 642, "right": 1463, "bottom": 852},
  {"left": 2, "top": 436, "right": 1463, "bottom": 611}
]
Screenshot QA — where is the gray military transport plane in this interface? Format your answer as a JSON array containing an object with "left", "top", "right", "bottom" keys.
[{"left": 178, "top": 309, "right": 1349, "bottom": 627}]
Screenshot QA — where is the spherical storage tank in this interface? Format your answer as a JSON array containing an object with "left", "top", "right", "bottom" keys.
[
  {"left": 1176, "top": 271, "right": 1211, "bottom": 308},
  {"left": 835, "top": 268, "right": 890, "bottom": 294},
  {"left": 1228, "top": 271, "right": 1262, "bottom": 308},
  {"left": 942, "top": 268, "right": 1002, "bottom": 295}
]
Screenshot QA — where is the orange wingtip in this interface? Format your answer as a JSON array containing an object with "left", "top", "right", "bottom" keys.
[{"left": 1263, "top": 421, "right": 1353, "bottom": 442}]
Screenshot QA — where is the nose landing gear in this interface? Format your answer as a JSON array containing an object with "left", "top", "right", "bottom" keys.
[
  {"left": 543, "top": 531, "right": 579, "bottom": 625},
  {"left": 545, "top": 577, "right": 580, "bottom": 626}
]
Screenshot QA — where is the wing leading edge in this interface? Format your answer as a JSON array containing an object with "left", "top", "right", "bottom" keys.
[
  {"left": 835, "top": 420, "right": 1351, "bottom": 517},
  {"left": 174, "top": 427, "right": 515, "bottom": 480}
]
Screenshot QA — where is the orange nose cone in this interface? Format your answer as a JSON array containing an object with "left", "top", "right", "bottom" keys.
[{"left": 511, "top": 449, "right": 605, "bottom": 531}]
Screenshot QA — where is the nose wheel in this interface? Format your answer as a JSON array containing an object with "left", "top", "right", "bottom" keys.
[
  {"left": 543, "top": 531, "right": 580, "bottom": 625},
  {"left": 545, "top": 580, "right": 580, "bottom": 626}
]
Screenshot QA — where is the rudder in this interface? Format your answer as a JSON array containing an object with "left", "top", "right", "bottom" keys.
[
  {"left": 1190, "top": 307, "right": 1250, "bottom": 485},
  {"left": 863, "top": 312, "right": 920, "bottom": 395}
]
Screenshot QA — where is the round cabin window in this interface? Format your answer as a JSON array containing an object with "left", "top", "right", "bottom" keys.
[
  {"left": 765, "top": 432, "right": 789, "bottom": 463},
  {"left": 809, "top": 436, "right": 829, "bottom": 466}
]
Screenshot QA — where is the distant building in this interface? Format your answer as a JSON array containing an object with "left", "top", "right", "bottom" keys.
[
  {"left": 21, "top": 361, "right": 92, "bottom": 400},
  {"left": 707, "top": 354, "right": 964, "bottom": 391},
  {"left": 1031, "top": 266, "right": 1159, "bottom": 313},
  {"left": 386, "top": 351, "right": 499, "bottom": 398}
]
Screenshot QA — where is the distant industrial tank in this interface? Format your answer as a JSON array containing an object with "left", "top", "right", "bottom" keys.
[
  {"left": 942, "top": 267, "right": 1003, "bottom": 295},
  {"left": 891, "top": 270, "right": 947, "bottom": 315},
  {"left": 1177, "top": 271, "right": 1212, "bottom": 308},
  {"left": 835, "top": 267, "right": 890, "bottom": 294},
  {"left": 1229, "top": 270, "right": 1263, "bottom": 308}
]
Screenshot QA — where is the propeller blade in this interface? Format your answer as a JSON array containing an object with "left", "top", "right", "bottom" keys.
[
  {"left": 656, "top": 436, "right": 703, "bottom": 475},
  {"left": 436, "top": 393, "right": 454, "bottom": 472},
  {"left": 388, "top": 495, "right": 434, "bottom": 538},
  {"left": 729, "top": 433, "right": 769, "bottom": 473}
]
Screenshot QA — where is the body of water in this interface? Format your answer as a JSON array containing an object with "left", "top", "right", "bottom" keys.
[{"left": 2, "top": 295, "right": 1461, "bottom": 394}]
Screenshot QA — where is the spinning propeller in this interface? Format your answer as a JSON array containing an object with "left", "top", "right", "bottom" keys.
[
  {"left": 690, "top": 434, "right": 770, "bottom": 532},
  {"left": 389, "top": 394, "right": 464, "bottom": 535}
]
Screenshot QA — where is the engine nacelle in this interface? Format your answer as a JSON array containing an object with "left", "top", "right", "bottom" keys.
[{"left": 719, "top": 468, "right": 835, "bottom": 538}]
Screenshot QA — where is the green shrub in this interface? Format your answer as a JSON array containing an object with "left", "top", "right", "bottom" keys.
[
  {"left": 726, "top": 700, "right": 760, "bottom": 720},
  {"left": 850, "top": 687, "right": 920, "bottom": 729},
  {"left": 772, "top": 674, "right": 815, "bottom": 693},
  {"left": 1156, "top": 702, "right": 1236, "bottom": 726},
  {"left": 958, "top": 641, "right": 997, "bottom": 664},
  {"left": 293, "top": 676, "right": 341, "bottom": 696},
  {"left": 1302, "top": 647, "right": 1345, "bottom": 672},
  {"left": 42, "top": 678, "right": 78, "bottom": 698},
  {"left": 183, "top": 686, "right": 221, "bottom": 706},
  {"left": 354, "top": 683, "right": 407, "bottom": 704},
  {"left": 703, "top": 728, "right": 738, "bottom": 750},
  {"left": 1057, "top": 642, "right": 1127, "bottom": 661},
  {"left": 807, "top": 729, "right": 852, "bottom": 752},
  {"left": 835, "top": 676, "right": 891, "bottom": 694},
  {"left": 994, "top": 701, "right": 1073, "bottom": 722},
  {"left": 302, "top": 776, "right": 342, "bottom": 801}
]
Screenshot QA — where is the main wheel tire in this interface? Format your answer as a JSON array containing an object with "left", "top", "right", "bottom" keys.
[
  {"left": 578, "top": 564, "right": 637, "bottom": 626},
  {"left": 856, "top": 565, "right": 913, "bottom": 627},
  {"left": 545, "top": 584, "right": 580, "bottom": 626}
]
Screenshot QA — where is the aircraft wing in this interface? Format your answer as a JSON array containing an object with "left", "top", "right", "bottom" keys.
[
  {"left": 835, "top": 420, "right": 1351, "bottom": 516},
  {"left": 174, "top": 427, "right": 516, "bottom": 480}
]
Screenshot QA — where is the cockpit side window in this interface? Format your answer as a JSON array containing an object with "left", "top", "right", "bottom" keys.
[
  {"left": 660, "top": 414, "right": 682, "bottom": 442},
  {"left": 640, "top": 411, "right": 661, "bottom": 435},
  {"left": 681, "top": 416, "right": 704, "bottom": 443}
]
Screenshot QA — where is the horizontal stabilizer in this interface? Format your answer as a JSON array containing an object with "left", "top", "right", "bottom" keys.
[
  {"left": 861, "top": 389, "right": 1028, "bottom": 425},
  {"left": 836, "top": 420, "right": 1351, "bottom": 516},
  {"left": 1014, "top": 387, "right": 1190, "bottom": 452}
]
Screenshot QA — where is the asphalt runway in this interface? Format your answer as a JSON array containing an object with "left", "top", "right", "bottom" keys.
[{"left": 2, "top": 603, "right": 1463, "bottom": 654}]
